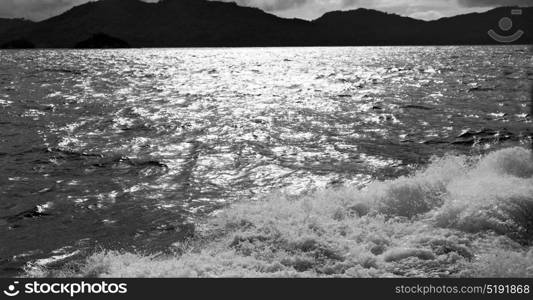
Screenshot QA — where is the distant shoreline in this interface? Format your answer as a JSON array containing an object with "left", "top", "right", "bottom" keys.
[
  {"left": 0, "top": 44, "right": 531, "bottom": 50},
  {"left": 0, "top": 0, "right": 531, "bottom": 49}
]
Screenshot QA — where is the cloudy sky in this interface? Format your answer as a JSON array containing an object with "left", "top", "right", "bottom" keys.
[{"left": 0, "top": 0, "right": 531, "bottom": 21}]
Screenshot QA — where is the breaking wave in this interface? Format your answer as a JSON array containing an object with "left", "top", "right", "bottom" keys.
[{"left": 29, "top": 147, "right": 533, "bottom": 278}]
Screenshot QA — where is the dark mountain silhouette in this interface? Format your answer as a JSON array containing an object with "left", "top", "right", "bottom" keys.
[
  {"left": 312, "top": 9, "right": 428, "bottom": 45},
  {"left": 426, "top": 8, "right": 533, "bottom": 45},
  {"left": 0, "top": 0, "right": 531, "bottom": 48},
  {"left": 313, "top": 7, "right": 533, "bottom": 45},
  {"left": 0, "top": 19, "right": 36, "bottom": 48},
  {"left": 0, "top": 0, "right": 311, "bottom": 48},
  {"left": 0, "top": 18, "right": 33, "bottom": 37},
  {"left": 75, "top": 33, "right": 130, "bottom": 48},
  {"left": 0, "top": 18, "right": 32, "bottom": 30},
  {"left": 0, "top": 38, "right": 35, "bottom": 49}
]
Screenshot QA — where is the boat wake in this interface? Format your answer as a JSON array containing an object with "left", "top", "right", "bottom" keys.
[{"left": 27, "top": 146, "right": 533, "bottom": 278}]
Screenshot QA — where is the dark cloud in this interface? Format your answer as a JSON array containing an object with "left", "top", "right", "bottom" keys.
[{"left": 458, "top": 0, "right": 533, "bottom": 7}]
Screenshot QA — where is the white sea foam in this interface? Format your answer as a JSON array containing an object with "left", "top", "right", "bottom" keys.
[{"left": 30, "top": 147, "right": 533, "bottom": 278}]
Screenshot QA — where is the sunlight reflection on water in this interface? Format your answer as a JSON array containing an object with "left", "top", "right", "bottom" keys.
[{"left": 0, "top": 46, "right": 531, "bottom": 274}]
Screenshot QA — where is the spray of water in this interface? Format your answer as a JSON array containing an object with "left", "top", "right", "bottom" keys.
[{"left": 27, "top": 147, "right": 533, "bottom": 278}]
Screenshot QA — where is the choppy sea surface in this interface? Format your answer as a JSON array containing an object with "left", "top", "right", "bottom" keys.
[{"left": 0, "top": 46, "right": 531, "bottom": 276}]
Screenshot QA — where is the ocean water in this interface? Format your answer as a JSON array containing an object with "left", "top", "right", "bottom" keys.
[
  {"left": 38, "top": 146, "right": 533, "bottom": 278},
  {"left": 0, "top": 46, "right": 531, "bottom": 277}
]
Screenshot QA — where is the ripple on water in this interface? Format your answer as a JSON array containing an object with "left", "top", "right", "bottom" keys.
[{"left": 0, "top": 46, "right": 531, "bottom": 275}]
